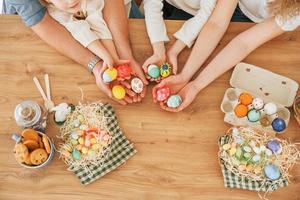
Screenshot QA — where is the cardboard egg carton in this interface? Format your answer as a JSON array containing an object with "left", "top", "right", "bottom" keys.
[{"left": 221, "top": 63, "right": 299, "bottom": 133}]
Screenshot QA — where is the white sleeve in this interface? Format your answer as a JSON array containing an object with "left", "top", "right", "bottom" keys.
[
  {"left": 275, "top": 15, "right": 300, "bottom": 31},
  {"left": 48, "top": 7, "right": 99, "bottom": 47},
  {"left": 144, "top": 0, "right": 169, "bottom": 44},
  {"left": 173, "top": 0, "right": 216, "bottom": 48}
]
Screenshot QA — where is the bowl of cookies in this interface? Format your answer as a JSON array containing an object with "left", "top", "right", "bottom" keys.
[{"left": 12, "top": 129, "right": 55, "bottom": 169}]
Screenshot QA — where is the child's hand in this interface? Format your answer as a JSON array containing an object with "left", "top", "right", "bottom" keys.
[
  {"left": 152, "top": 74, "right": 188, "bottom": 103},
  {"left": 102, "top": 54, "right": 114, "bottom": 69},
  {"left": 129, "top": 59, "right": 148, "bottom": 102},
  {"left": 167, "top": 49, "right": 178, "bottom": 75},
  {"left": 142, "top": 42, "right": 166, "bottom": 82},
  {"left": 160, "top": 81, "right": 198, "bottom": 112}
]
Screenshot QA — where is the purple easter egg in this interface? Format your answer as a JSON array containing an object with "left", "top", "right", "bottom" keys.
[{"left": 266, "top": 140, "right": 282, "bottom": 154}]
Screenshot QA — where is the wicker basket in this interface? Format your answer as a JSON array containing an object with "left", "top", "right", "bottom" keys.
[{"left": 294, "top": 96, "right": 300, "bottom": 125}]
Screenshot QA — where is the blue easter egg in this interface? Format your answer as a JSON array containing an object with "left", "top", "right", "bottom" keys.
[
  {"left": 72, "top": 149, "right": 81, "bottom": 160},
  {"left": 266, "top": 140, "right": 282, "bottom": 154},
  {"left": 247, "top": 109, "right": 261, "bottom": 122},
  {"left": 167, "top": 95, "right": 182, "bottom": 108},
  {"left": 272, "top": 118, "right": 286, "bottom": 132},
  {"left": 148, "top": 64, "right": 160, "bottom": 78},
  {"left": 102, "top": 72, "right": 112, "bottom": 83},
  {"left": 264, "top": 164, "right": 281, "bottom": 181}
]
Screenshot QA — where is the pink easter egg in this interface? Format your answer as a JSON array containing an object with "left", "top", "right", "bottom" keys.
[
  {"left": 117, "top": 64, "right": 132, "bottom": 78},
  {"left": 156, "top": 86, "right": 171, "bottom": 102}
]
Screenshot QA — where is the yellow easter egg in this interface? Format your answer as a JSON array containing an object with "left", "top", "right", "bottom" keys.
[
  {"left": 112, "top": 85, "right": 126, "bottom": 100},
  {"left": 78, "top": 137, "right": 84, "bottom": 145},
  {"left": 81, "top": 147, "right": 88, "bottom": 154},
  {"left": 102, "top": 68, "right": 118, "bottom": 83},
  {"left": 222, "top": 144, "right": 231, "bottom": 151},
  {"left": 90, "top": 138, "right": 97, "bottom": 144},
  {"left": 92, "top": 143, "right": 101, "bottom": 150}
]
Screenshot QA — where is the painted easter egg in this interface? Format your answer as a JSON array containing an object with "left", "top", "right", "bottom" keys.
[
  {"left": 72, "top": 149, "right": 81, "bottom": 160},
  {"left": 102, "top": 68, "right": 118, "bottom": 83},
  {"left": 252, "top": 98, "right": 264, "bottom": 110},
  {"left": 156, "top": 86, "right": 171, "bottom": 102},
  {"left": 266, "top": 140, "right": 282, "bottom": 154},
  {"left": 264, "top": 102, "right": 277, "bottom": 115},
  {"left": 247, "top": 109, "right": 261, "bottom": 122},
  {"left": 147, "top": 64, "right": 160, "bottom": 78},
  {"left": 239, "top": 92, "right": 253, "bottom": 105},
  {"left": 131, "top": 77, "right": 144, "bottom": 93},
  {"left": 252, "top": 154, "right": 261, "bottom": 162},
  {"left": 160, "top": 63, "right": 172, "bottom": 78},
  {"left": 264, "top": 164, "right": 281, "bottom": 181},
  {"left": 260, "top": 115, "right": 271, "bottom": 127},
  {"left": 112, "top": 85, "right": 126, "bottom": 100},
  {"left": 272, "top": 118, "right": 286, "bottom": 132},
  {"left": 167, "top": 95, "right": 182, "bottom": 108},
  {"left": 234, "top": 104, "right": 248, "bottom": 118},
  {"left": 117, "top": 64, "right": 132, "bottom": 78}
]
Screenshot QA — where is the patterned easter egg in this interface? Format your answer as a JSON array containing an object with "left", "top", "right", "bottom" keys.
[
  {"left": 247, "top": 109, "right": 261, "bottom": 122},
  {"left": 102, "top": 68, "right": 118, "bottom": 83},
  {"left": 267, "top": 140, "right": 282, "bottom": 154},
  {"left": 147, "top": 64, "right": 160, "bottom": 78},
  {"left": 272, "top": 118, "right": 286, "bottom": 132},
  {"left": 131, "top": 77, "right": 144, "bottom": 93},
  {"left": 117, "top": 64, "right": 132, "bottom": 78},
  {"left": 264, "top": 102, "right": 277, "bottom": 115},
  {"left": 252, "top": 98, "right": 264, "bottom": 110},
  {"left": 264, "top": 164, "right": 281, "bottom": 181},
  {"left": 167, "top": 95, "right": 182, "bottom": 108},
  {"left": 112, "top": 85, "right": 126, "bottom": 100},
  {"left": 160, "top": 63, "right": 172, "bottom": 78},
  {"left": 156, "top": 86, "right": 171, "bottom": 102}
]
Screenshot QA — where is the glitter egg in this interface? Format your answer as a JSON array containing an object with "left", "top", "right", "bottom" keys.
[
  {"left": 247, "top": 109, "right": 261, "bottom": 122},
  {"left": 264, "top": 164, "right": 281, "bottom": 181},
  {"left": 267, "top": 140, "right": 282, "bottom": 154},
  {"left": 260, "top": 115, "right": 271, "bottom": 127},
  {"left": 160, "top": 63, "right": 172, "bottom": 78},
  {"left": 117, "top": 64, "right": 132, "bottom": 78},
  {"left": 239, "top": 92, "right": 253, "bottom": 105},
  {"left": 131, "top": 77, "right": 143, "bottom": 93},
  {"left": 147, "top": 64, "right": 160, "bottom": 78},
  {"left": 102, "top": 68, "right": 118, "bottom": 83},
  {"left": 112, "top": 85, "right": 126, "bottom": 100},
  {"left": 264, "top": 102, "right": 277, "bottom": 115},
  {"left": 167, "top": 95, "right": 182, "bottom": 108},
  {"left": 234, "top": 104, "right": 248, "bottom": 118},
  {"left": 252, "top": 98, "right": 264, "bottom": 110},
  {"left": 156, "top": 86, "right": 171, "bottom": 102},
  {"left": 272, "top": 118, "right": 286, "bottom": 132}
]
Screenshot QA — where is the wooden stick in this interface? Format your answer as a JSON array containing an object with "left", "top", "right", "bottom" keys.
[
  {"left": 33, "top": 77, "right": 47, "bottom": 101},
  {"left": 44, "top": 74, "right": 51, "bottom": 100}
]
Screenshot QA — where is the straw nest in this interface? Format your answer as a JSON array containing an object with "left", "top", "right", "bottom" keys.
[{"left": 57, "top": 102, "right": 114, "bottom": 170}]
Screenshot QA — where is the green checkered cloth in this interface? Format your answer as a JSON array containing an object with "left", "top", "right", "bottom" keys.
[
  {"left": 218, "top": 135, "right": 289, "bottom": 192},
  {"left": 69, "top": 103, "right": 137, "bottom": 185}
]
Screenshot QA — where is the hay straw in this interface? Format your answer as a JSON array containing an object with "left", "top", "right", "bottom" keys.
[{"left": 57, "top": 102, "right": 115, "bottom": 171}]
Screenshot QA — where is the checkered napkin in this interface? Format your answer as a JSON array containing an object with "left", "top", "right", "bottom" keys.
[
  {"left": 69, "top": 103, "right": 137, "bottom": 185},
  {"left": 218, "top": 135, "right": 289, "bottom": 192}
]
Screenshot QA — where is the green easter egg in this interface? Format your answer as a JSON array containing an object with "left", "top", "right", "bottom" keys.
[
  {"left": 247, "top": 109, "right": 261, "bottom": 122},
  {"left": 148, "top": 64, "right": 160, "bottom": 78}
]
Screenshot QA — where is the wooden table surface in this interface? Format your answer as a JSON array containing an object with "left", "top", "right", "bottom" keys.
[{"left": 0, "top": 16, "right": 299, "bottom": 200}]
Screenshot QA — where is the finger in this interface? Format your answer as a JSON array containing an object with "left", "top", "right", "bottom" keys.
[
  {"left": 117, "top": 60, "right": 130, "bottom": 65},
  {"left": 173, "top": 62, "right": 178, "bottom": 75},
  {"left": 152, "top": 86, "right": 158, "bottom": 103},
  {"left": 132, "top": 94, "right": 138, "bottom": 103},
  {"left": 125, "top": 88, "right": 135, "bottom": 97},
  {"left": 120, "top": 81, "right": 131, "bottom": 89},
  {"left": 124, "top": 95, "right": 133, "bottom": 104},
  {"left": 142, "top": 56, "right": 155, "bottom": 73},
  {"left": 117, "top": 77, "right": 125, "bottom": 82},
  {"left": 136, "top": 73, "right": 149, "bottom": 85},
  {"left": 113, "top": 98, "right": 127, "bottom": 105},
  {"left": 137, "top": 95, "right": 142, "bottom": 102},
  {"left": 140, "top": 85, "right": 147, "bottom": 98}
]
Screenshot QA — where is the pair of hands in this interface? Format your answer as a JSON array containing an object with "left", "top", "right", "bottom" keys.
[{"left": 93, "top": 59, "right": 148, "bottom": 105}]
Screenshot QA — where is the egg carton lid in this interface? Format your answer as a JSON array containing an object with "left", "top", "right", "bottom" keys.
[{"left": 230, "top": 63, "right": 299, "bottom": 107}]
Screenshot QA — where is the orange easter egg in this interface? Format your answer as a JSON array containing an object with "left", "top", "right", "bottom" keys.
[
  {"left": 234, "top": 104, "right": 248, "bottom": 118},
  {"left": 239, "top": 92, "right": 253, "bottom": 105}
]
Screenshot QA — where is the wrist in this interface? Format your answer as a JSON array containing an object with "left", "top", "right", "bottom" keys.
[
  {"left": 92, "top": 62, "right": 103, "bottom": 77},
  {"left": 152, "top": 42, "right": 166, "bottom": 58},
  {"left": 169, "top": 40, "right": 185, "bottom": 56}
]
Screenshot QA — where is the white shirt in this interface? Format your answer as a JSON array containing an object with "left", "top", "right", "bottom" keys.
[
  {"left": 239, "top": 0, "right": 300, "bottom": 31},
  {"left": 144, "top": 0, "right": 216, "bottom": 48},
  {"left": 48, "top": 0, "right": 131, "bottom": 48},
  {"left": 0, "top": 0, "right": 3, "bottom": 14}
]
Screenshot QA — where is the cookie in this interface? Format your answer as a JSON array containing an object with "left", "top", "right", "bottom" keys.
[
  {"left": 24, "top": 154, "right": 32, "bottom": 166},
  {"left": 21, "top": 129, "right": 39, "bottom": 142},
  {"left": 38, "top": 136, "right": 44, "bottom": 148},
  {"left": 30, "top": 148, "right": 48, "bottom": 165},
  {"left": 42, "top": 134, "right": 51, "bottom": 154},
  {"left": 23, "top": 140, "right": 40, "bottom": 151},
  {"left": 14, "top": 143, "right": 29, "bottom": 163}
]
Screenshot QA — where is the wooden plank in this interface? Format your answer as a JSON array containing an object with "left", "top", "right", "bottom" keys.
[{"left": 0, "top": 16, "right": 299, "bottom": 200}]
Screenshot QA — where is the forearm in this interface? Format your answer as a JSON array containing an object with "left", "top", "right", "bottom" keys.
[
  {"left": 180, "top": 0, "right": 238, "bottom": 81},
  {"left": 31, "top": 12, "right": 95, "bottom": 68},
  {"left": 87, "top": 40, "right": 113, "bottom": 61},
  {"left": 100, "top": 39, "right": 121, "bottom": 62},
  {"left": 168, "top": 40, "right": 186, "bottom": 57},
  {"left": 193, "top": 18, "right": 284, "bottom": 92},
  {"left": 103, "top": 0, "right": 133, "bottom": 60}
]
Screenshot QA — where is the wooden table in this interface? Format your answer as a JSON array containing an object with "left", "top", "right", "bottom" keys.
[{"left": 0, "top": 16, "right": 299, "bottom": 200}]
